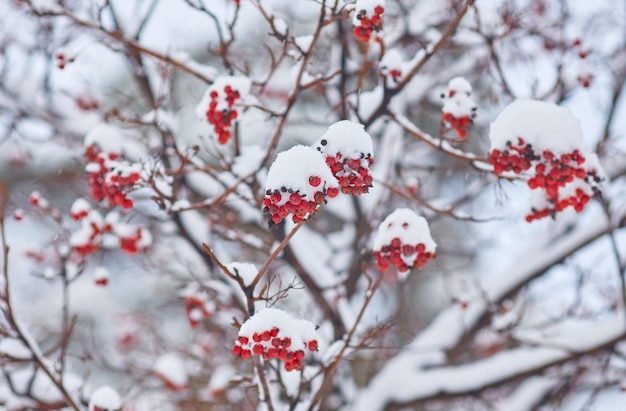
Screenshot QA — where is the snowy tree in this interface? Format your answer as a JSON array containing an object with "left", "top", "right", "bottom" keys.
[{"left": 1, "top": 0, "right": 626, "bottom": 410}]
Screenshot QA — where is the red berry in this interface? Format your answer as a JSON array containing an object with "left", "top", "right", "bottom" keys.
[{"left": 309, "top": 176, "right": 321, "bottom": 187}]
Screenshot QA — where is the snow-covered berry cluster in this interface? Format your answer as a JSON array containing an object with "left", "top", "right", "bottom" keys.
[
  {"left": 197, "top": 76, "right": 251, "bottom": 145},
  {"left": 352, "top": 0, "right": 385, "bottom": 42},
  {"left": 232, "top": 308, "right": 318, "bottom": 372},
  {"left": 373, "top": 209, "right": 437, "bottom": 276},
  {"left": 315, "top": 121, "right": 374, "bottom": 195},
  {"left": 69, "top": 199, "right": 152, "bottom": 258},
  {"left": 489, "top": 99, "right": 604, "bottom": 222},
  {"left": 441, "top": 77, "right": 477, "bottom": 139},
  {"left": 85, "top": 144, "right": 141, "bottom": 210},
  {"left": 93, "top": 266, "right": 109, "bottom": 287},
  {"left": 181, "top": 286, "right": 213, "bottom": 329},
  {"left": 264, "top": 145, "right": 339, "bottom": 226}
]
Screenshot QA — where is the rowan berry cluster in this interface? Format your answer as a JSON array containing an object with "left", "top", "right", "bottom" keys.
[
  {"left": 185, "top": 294, "right": 211, "bottom": 329},
  {"left": 441, "top": 77, "right": 477, "bottom": 139},
  {"left": 322, "top": 151, "right": 374, "bottom": 195},
  {"left": 117, "top": 226, "right": 152, "bottom": 255},
  {"left": 69, "top": 201, "right": 151, "bottom": 257},
  {"left": 373, "top": 209, "right": 437, "bottom": 276},
  {"left": 85, "top": 145, "right": 140, "bottom": 210},
  {"left": 232, "top": 328, "right": 319, "bottom": 372},
  {"left": 263, "top": 184, "right": 336, "bottom": 226},
  {"left": 263, "top": 145, "right": 339, "bottom": 227},
  {"left": 353, "top": 5, "right": 384, "bottom": 42},
  {"left": 316, "top": 120, "right": 375, "bottom": 195},
  {"left": 205, "top": 85, "right": 240, "bottom": 144},
  {"left": 374, "top": 238, "right": 435, "bottom": 273},
  {"left": 490, "top": 139, "right": 601, "bottom": 221},
  {"left": 233, "top": 308, "right": 319, "bottom": 372}
]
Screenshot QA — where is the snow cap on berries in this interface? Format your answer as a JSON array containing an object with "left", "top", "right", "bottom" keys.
[
  {"left": 263, "top": 145, "right": 339, "bottom": 225},
  {"left": 153, "top": 353, "right": 188, "bottom": 391},
  {"left": 373, "top": 208, "right": 436, "bottom": 252},
  {"left": 316, "top": 120, "right": 374, "bottom": 159},
  {"left": 373, "top": 208, "right": 436, "bottom": 276},
  {"left": 489, "top": 99, "right": 584, "bottom": 154},
  {"left": 266, "top": 146, "right": 337, "bottom": 196},
  {"left": 233, "top": 307, "right": 319, "bottom": 371},
  {"left": 441, "top": 77, "right": 477, "bottom": 138},
  {"left": 89, "top": 386, "right": 122, "bottom": 411}
]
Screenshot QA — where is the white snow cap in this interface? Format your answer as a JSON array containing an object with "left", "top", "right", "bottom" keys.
[
  {"left": 442, "top": 77, "right": 476, "bottom": 118},
  {"left": 239, "top": 307, "right": 318, "bottom": 350},
  {"left": 153, "top": 353, "right": 188, "bottom": 389},
  {"left": 84, "top": 123, "right": 125, "bottom": 153},
  {"left": 316, "top": 120, "right": 374, "bottom": 158},
  {"left": 265, "top": 145, "right": 338, "bottom": 204},
  {"left": 448, "top": 77, "right": 472, "bottom": 94},
  {"left": 89, "top": 386, "right": 122, "bottom": 411},
  {"left": 373, "top": 208, "right": 436, "bottom": 252},
  {"left": 489, "top": 99, "right": 584, "bottom": 154}
]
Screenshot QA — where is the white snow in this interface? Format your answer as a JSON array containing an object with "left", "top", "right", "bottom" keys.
[
  {"left": 0, "top": 338, "right": 32, "bottom": 360},
  {"left": 315, "top": 120, "right": 373, "bottom": 158},
  {"left": 153, "top": 353, "right": 188, "bottom": 389},
  {"left": 372, "top": 208, "right": 436, "bottom": 252},
  {"left": 442, "top": 77, "right": 476, "bottom": 118},
  {"left": 489, "top": 99, "right": 585, "bottom": 153},
  {"left": 89, "top": 386, "right": 122, "bottom": 411},
  {"left": 225, "top": 262, "right": 258, "bottom": 286},
  {"left": 84, "top": 123, "right": 126, "bottom": 154}
]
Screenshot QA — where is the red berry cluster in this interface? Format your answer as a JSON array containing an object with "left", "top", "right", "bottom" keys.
[
  {"left": 232, "top": 328, "right": 318, "bottom": 372},
  {"left": 442, "top": 112, "right": 473, "bottom": 139},
  {"left": 185, "top": 295, "right": 211, "bottom": 329},
  {"left": 572, "top": 39, "right": 593, "bottom": 88},
  {"left": 374, "top": 236, "right": 435, "bottom": 273},
  {"left": 321, "top": 148, "right": 374, "bottom": 195},
  {"left": 71, "top": 216, "right": 112, "bottom": 257},
  {"left": 56, "top": 51, "right": 68, "bottom": 69},
  {"left": 353, "top": 5, "right": 384, "bottom": 42},
  {"left": 263, "top": 181, "right": 338, "bottom": 226},
  {"left": 489, "top": 138, "right": 601, "bottom": 221},
  {"left": 488, "top": 137, "right": 536, "bottom": 175},
  {"left": 85, "top": 145, "right": 139, "bottom": 210},
  {"left": 118, "top": 227, "right": 149, "bottom": 255},
  {"left": 205, "top": 85, "right": 240, "bottom": 144}
]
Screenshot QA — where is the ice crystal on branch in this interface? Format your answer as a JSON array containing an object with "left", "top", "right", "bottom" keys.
[
  {"left": 263, "top": 145, "right": 339, "bottom": 226},
  {"left": 373, "top": 208, "right": 436, "bottom": 277},
  {"left": 315, "top": 120, "right": 374, "bottom": 195},
  {"left": 441, "top": 77, "right": 477, "bottom": 139},
  {"left": 488, "top": 99, "right": 604, "bottom": 221},
  {"left": 352, "top": 0, "right": 385, "bottom": 42},
  {"left": 196, "top": 76, "right": 251, "bottom": 145},
  {"left": 232, "top": 308, "right": 319, "bottom": 372}
]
